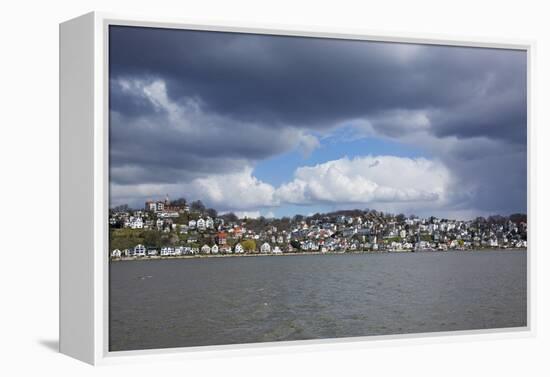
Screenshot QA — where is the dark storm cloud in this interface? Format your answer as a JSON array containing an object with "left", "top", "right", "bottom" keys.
[
  {"left": 109, "top": 79, "right": 158, "bottom": 117},
  {"left": 441, "top": 143, "right": 527, "bottom": 215},
  {"left": 110, "top": 25, "right": 526, "bottom": 144},
  {"left": 109, "top": 98, "right": 308, "bottom": 185}
]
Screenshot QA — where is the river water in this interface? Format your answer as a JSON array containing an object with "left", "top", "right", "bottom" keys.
[{"left": 109, "top": 250, "right": 527, "bottom": 351}]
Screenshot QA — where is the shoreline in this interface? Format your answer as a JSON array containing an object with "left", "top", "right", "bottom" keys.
[{"left": 110, "top": 247, "right": 527, "bottom": 262}]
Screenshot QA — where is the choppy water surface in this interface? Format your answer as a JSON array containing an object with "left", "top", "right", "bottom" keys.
[{"left": 109, "top": 250, "right": 527, "bottom": 351}]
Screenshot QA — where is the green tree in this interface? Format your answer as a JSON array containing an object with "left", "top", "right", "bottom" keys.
[
  {"left": 171, "top": 197, "right": 187, "bottom": 206},
  {"left": 109, "top": 229, "right": 146, "bottom": 251},
  {"left": 190, "top": 200, "right": 206, "bottom": 213},
  {"left": 290, "top": 240, "right": 301, "bottom": 251},
  {"left": 241, "top": 239, "right": 257, "bottom": 253},
  {"left": 143, "top": 230, "right": 161, "bottom": 248},
  {"left": 169, "top": 233, "right": 179, "bottom": 246},
  {"left": 206, "top": 208, "right": 218, "bottom": 218},
  {"left": 293, "top": 214, "right": 304, "bottom": 222},
  {"left": 222, "top": 212, "right": 238, "bottom": 222}
]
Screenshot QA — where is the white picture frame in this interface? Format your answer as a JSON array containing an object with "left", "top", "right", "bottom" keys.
[{"left": 59, "top": 11, "right": 535, "bottom": 365}]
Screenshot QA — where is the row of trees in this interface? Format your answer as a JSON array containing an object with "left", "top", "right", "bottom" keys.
[{"left": 473, "top": 214, "right": 527, "bottom": 225}]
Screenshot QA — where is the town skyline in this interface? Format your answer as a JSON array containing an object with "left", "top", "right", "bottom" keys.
[{"left": 109, "top": 195, "right": 527, "bottom": 258}]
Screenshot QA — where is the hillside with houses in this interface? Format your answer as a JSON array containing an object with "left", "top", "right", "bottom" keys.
[{"left": 109, "top": 197, "right": 528, "bottom": 259}]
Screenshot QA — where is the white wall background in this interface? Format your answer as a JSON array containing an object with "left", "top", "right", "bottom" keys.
[{"left": 0, "top": 0, "right": 548, "bottom": 375}]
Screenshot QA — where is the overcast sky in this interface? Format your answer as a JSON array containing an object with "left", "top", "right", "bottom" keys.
[{"left": 109, "top": 26, "right": 527, "bottom": 219}]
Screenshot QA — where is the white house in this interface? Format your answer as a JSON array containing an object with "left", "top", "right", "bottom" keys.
[
  {"left": 272, "top": 246, "right": 282, "bottom": 254},
  {"left": 197, "top": 218, "right": 206, "bottom": 231},
  {"left": 134, "top": 244, "right": 146, "bottom": 257},
  {"left": 161, "top": 247, "right": 174, "bottom": 256},
  {"left": 234, "top": 243, "right": 244, "bottom": 254},
  {"left": 220, "top": 245, "right": 232, "bottom": 254},
  {"left": 260, "top": 242, "right": 271, "bottom": 254},
  {"left": 129, "top": 217, "right": 143, "bottom": 229},
  {"left": 188, "top": 219, "right": 197, "bottom": 229},
  {"left": 205, "top": 217, "right": 214, "bottom": 229},
  {"left": 303, "top": 240, "right": 318, "bottom": 251},
  {"left": 211, "top": 244, "right": 219, "bottom": 254},
  {"left": 201, "top": 244, "right": 211, "bottom": 254},
  {"left": 147, "top": 249, "right": 158, "bottom": 256},
  {"left": 111, "top": 249, "right": 121, "bottom": 258},
  {"left": 516, "top": 240, "right": 527, "bottom": 248},
  {"left": 390, "top": 241, "right": 402, "bottom": 250},
  {"left": 417, "top": 240, "right": 431, "bottom": 250}
]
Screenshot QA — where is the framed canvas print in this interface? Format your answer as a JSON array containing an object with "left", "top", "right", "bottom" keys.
[{"left": 60, "top": 12, "right": 533, "bottom": 365}]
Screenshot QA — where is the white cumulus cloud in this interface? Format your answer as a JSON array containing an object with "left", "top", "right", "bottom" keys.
[
  {"left": 187, "top": 167, "right": 277, "bottom": 210},
  {"left": 111, "top": 167, "right": 278, "bottom": 211},
  {"left": 229, "top": 211, "right": 262, "bottom": 219},
  {"left": 275, "top": 155, "right": 451, "bottom": 206}
]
